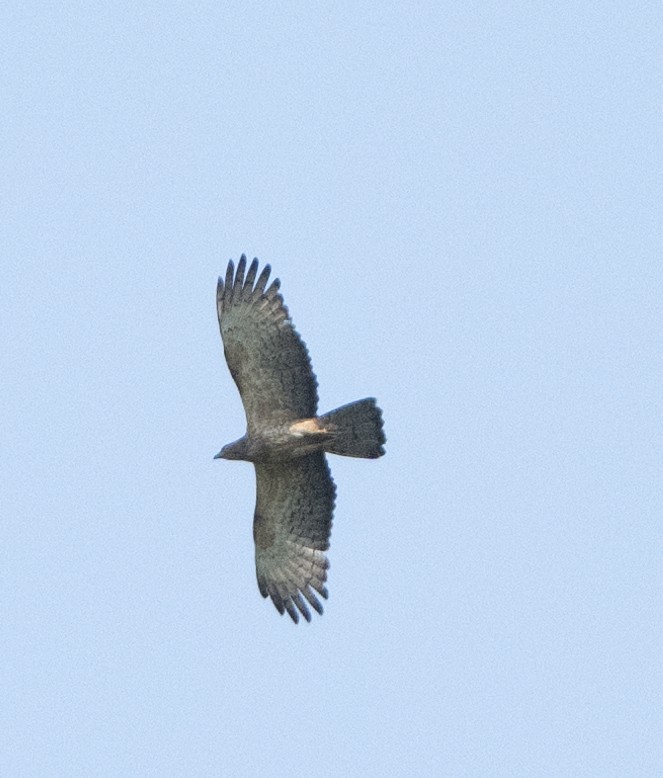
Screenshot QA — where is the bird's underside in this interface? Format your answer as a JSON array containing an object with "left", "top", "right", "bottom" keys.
[{"left": 216, "top": 255, "right": 385, "bottom": 623}]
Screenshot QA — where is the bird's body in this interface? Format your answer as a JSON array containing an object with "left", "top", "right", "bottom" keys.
[
  {"left": 215, "top": 255, "right": 385, "bottom": 623},
  {"left": 217, "top": 418, "right": 332, "bottom": 462}
]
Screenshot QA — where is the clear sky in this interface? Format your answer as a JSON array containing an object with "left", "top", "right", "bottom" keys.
[{"left": 2, "top": 3, "right": 661, "bottom": 776}]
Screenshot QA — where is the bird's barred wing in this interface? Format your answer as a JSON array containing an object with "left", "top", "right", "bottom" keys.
[
  {"left": 217, "top": 256, "right": 318, "bottom": 432},
  {"left": 253, "top": 453, "right": 335, "bottom": 623}
]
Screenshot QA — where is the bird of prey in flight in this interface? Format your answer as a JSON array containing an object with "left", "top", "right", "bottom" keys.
[{"left": 215, "top": 255, "right": 385, "bottom": 623}]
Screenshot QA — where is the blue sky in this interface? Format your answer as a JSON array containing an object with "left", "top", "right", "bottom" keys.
[{"left": 2, "top": 3, "right": 661, "bottom": 776}]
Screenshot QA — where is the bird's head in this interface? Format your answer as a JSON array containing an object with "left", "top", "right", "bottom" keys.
[{"left": 214, "top": 436, "right": 249, "bottom": 461}]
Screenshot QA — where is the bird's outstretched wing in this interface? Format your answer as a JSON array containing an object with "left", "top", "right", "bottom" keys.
[
  {"left": 217, "top": 256, "right": 318, "bottom": 432},
  {"left": 253, "top": 453, "right": 335, "bottom": 623}
]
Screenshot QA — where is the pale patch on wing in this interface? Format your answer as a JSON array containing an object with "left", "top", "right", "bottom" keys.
[
  {"left": 253, "top": 511, "right": 275, "bottom": 550},
  {"left": 289, "top": 418, "right": 328, "bottom": 437}
]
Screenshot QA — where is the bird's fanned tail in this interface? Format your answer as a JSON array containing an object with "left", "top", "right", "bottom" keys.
[{"left": 319, "top": 398, "right": 386, "bottom": 459}]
